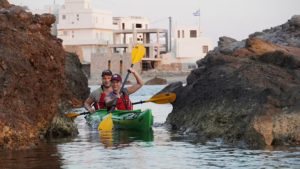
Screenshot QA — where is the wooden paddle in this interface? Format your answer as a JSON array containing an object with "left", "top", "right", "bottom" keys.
[
  {"left": 98, "top": 44, "right": 146, "bottom": 131},
  {"left": 132, "top": 92, "right": 176, "bottom": 105}
]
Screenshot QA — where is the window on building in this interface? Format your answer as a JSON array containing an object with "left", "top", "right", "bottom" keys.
[
  {"left": 108, "top": 60, "right": 111, "bottom": 69},
  {"left": 76, "top": 14, "right": 79, "bottom": 21},
  {"left": 63, "top": 31, "right": 68, "bottom": 36},
  {"left": 122, "top": 23, "right": 125, "bottom": 30},
  {"left": 182, "top": 30, "right": 184, "bottom": 38},
  {"left": 142, "top": 62, "right": 152, "bottom": 71},
  {"left": 120, "top": 60, "right": 123, "bottom": 75},
  {"left": 72, "top": 31, "right": 74, "bottom": 38},
  {"left": 202, "top": 45, "right": 209, "bottom": 53},
  {"left": 190, "top": 30, "right": 197, "bottom": 38},
  {"left": 136, "top": 23, "right": 142, "bottom": 28},
  {"left": 62, "top": 15, "right": 66, "bottom": 20},
  {"left": 177, "top": 30, "right": 180, "bottom": 38}
]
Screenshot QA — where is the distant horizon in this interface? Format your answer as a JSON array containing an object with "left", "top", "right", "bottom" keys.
[{"left": 8, "top": 0, "right": 300, "bottom": 47}]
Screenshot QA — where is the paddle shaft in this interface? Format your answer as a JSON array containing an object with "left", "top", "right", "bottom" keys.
[
  {"left": 121, "top": 64, "right": 133, "bottom": 90},
  {"left": 132, "top": 100, "right": 146, "bottom": 105},
  {"left": 78, "top": 112, "right": 90, "bottom": 116}
]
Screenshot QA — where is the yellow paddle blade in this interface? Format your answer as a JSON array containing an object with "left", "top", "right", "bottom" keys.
[
  {"left": 131, "top": 44, "right": 146, "bottom": 64},
  {"left": 98, "top": 113, "right": 113, "bottom": 131},
  {"left": 147, "top": 92, "right": 176, "bottom": 104},
  {"left": 65, "top": 112, "right": 79, "bottom": 118}
]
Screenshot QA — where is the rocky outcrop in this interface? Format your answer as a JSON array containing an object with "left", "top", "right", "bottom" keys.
[
  {"left": 0, "top": 1, "right": 89, "bottom": 150},
  {"left": 249, "top": 15, "right": 300, "bottom": 47},
  {"left": 162, "top": 16, "right": 300, "bottom": 148},
  {"left": 145, "top": 77, "right": 167, "bottom": 85},
  {"left": 65, "top": 52, "right": 90, "bottom": 107}
]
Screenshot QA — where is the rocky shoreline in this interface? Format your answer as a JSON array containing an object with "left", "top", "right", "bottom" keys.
[
  {"left": 0, "top": 0, "right": 89, "bottom": 150},
  {"left": 161, "top": 15, "right": 300, "bottom": 148}
]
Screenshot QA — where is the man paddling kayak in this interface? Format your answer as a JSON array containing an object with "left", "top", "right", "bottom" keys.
[
  {"left": 84, "top": 69, "right": 113, "bottom": 113},
  {"left": 105, "top": 68, "right": 143, "bottom": 110}
]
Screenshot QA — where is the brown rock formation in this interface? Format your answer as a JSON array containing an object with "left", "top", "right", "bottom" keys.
[
  {"left": 145, "top": 77, "right": 167, "bottom": 85},
  {"left": 65, "top": 52, "right": 90, "bottom": 107},
  {"left": 0, "top": 1, "right": 89, "bottom": 150},
  {"left": 161, "top": 16, "right": 300, "bottom": 148}
]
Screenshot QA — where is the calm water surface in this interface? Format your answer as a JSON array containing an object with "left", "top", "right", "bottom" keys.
[{"left": 1, "top": 85, "right": 299, "bottom": 169}]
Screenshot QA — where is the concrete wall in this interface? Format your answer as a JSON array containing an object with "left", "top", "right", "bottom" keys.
[
  {"left": 113, "top": 16, "right": 150, "bottom": 45},
  {"left": 64, "top": 45, "right": 110, "bottom": 63},
  {"left": 90, "top": 52, "right": 142, "bottom": 83},
  {"left": 113, "top": 16, "right": 149, "bottom": 30},
  {"left": 58, "top": 29, "right": 113, "bottom": 45}
]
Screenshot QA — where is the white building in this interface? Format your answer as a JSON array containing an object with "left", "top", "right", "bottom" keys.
[
  {"left": 112, "top": 16, "right": 150, "bottom": 45},
  {"left": 161, "top": 26, "right": 212, "bottom": 70},
  {"left": 57, "top": 0, "right": 114, "bottom": 63}
]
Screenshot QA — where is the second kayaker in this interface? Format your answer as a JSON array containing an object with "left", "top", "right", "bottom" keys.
[
  {"left": 105, "top": 68, "right": 143, "bottom": 110},
  {"left": 84, "top": 69, "right": 113, "bottom": 113}
]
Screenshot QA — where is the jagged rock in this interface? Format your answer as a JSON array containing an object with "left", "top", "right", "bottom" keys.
[
  {"left": 217, "top": 36, "right": 245, "bottom": 55},
  {"left": 249, "top": 15, "right": 300, "bottom": 47},
  {"left": 162, "top": 16, "right": 300, "bottom": 148},
  {"left": 0, "top": 0, "right": 11, "bottom": 8},
  {"left": 65, "top": 52, "right": 90, "bottom": 107},
  {"left": 289, "top": 15, "right": 300, "bottom": 27},
  {"left": 145, "top": 77, "right": 167, "bottom": 85},
  {"left": 39, "top": 13, "right": 56, "bottom": 27},
  {"left": 0, "top": 0, "right": 89, "bottom": 150}
]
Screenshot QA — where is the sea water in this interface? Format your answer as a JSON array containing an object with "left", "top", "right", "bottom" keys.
[{"left": 0, "top": 85, "right": 299, "bottom": 169}]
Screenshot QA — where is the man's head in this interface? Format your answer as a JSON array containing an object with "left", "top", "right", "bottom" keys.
[
  {"left": 111, "top": 74, "right": 122, "bottom": 92},
  {"left": 101, "top": 69, "right": 112, "bottom": 88}
]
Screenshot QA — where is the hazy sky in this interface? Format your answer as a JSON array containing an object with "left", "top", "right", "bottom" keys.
[{"left": 8, "top": 0, "right": 300, "bottom": 46}]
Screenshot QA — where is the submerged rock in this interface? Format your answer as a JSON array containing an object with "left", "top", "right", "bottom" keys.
[
  {"left": 145, "top": 77, "right": 167, "bottom": 85},
  {"left": 45, "top": 114, "right": 78, "bottom": 139},
  {"left": 0, "top": 0, "right": 89, "bottom": 150},
  {"left": 162, "top": 16, "right": 300, "bottom": 148}
]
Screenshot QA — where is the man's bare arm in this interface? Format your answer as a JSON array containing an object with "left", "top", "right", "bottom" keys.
[
  {"left": 127, "top": 68, "right": 144, "bottom": 95},
  {"left": 84, "top": 97, "right": 96, "bottom": 113}
]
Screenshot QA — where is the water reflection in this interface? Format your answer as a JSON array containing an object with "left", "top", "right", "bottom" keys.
[
  {"left": 99, "top": 129, "right": 154, "bottom": 149},
  {"left": 99, "top": 131, "right": 113, "bottom": 148},
  {"left": 0, "top": 142, "right": 62, "bottom": 169}
]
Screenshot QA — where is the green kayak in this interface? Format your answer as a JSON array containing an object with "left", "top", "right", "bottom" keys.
[{"left": 85, "top": 109, "right": 153, "bottom": 131}]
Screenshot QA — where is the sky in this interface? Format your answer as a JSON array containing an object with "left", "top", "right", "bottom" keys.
[{"left": 8, "top": 0, "right": 300, "bottom": 46}]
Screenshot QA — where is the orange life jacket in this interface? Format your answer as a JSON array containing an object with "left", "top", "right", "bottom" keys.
[
  {"left": 94, "top": 92, "right": 107, "bottom": 110},
  {"left": 115, "top": 92, "right": 133, "bottom": 110},
  {"left": 97, "top": 91, "right": 133, "bottom": 111}
]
